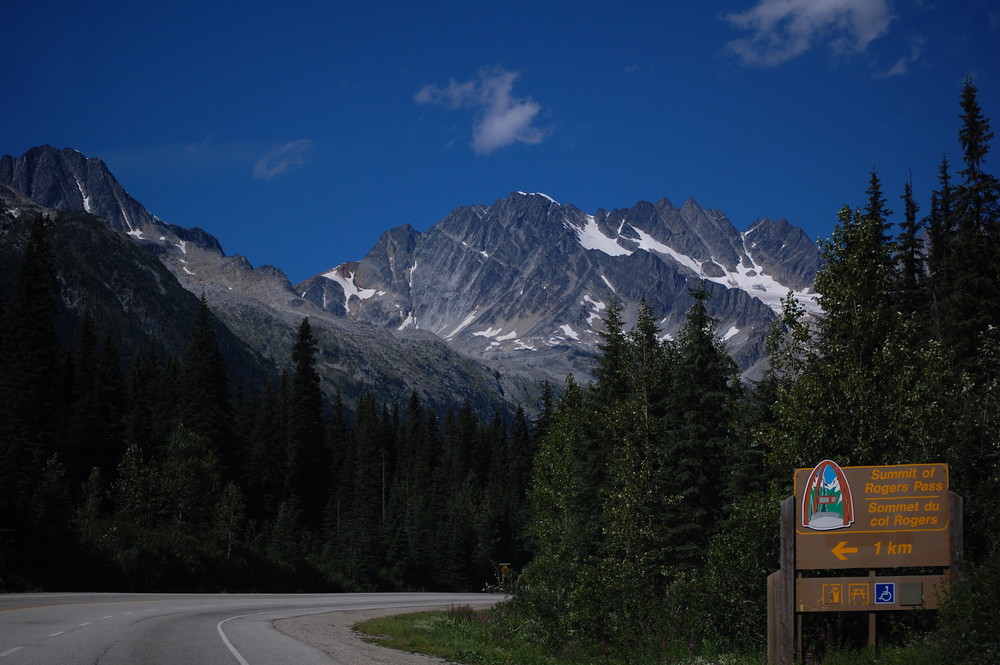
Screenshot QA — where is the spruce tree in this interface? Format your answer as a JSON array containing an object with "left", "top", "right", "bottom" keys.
[
  {"left": 926, "top": 155, "right": 956, "bottom": 340},
  {"left": 521, "top": 376, "right": 602, "bottom": 640},
  {"left": 160, "top": 425, "right": 221, "bottom": 528},
  {"left": 533, "top": 379, "right": 555, "bottom": 440},
  {"left": 0, "top": 214, "right": 62, "bottom": 582},
  {"left": 864, "top": 168, "right": 894, "bottom": 245},
  {"left": 342, "top": 393, "right": 385, "bottom": 586},
  {"left": 245, "top": 380, "right": 287, "bottom": 524},
  {"left": 180, "top": 294, "right": 234, "bottom": 475},
  {"left": 285, "top": 318, "right": 328, "bottom": 529},
  {"left": 628, "top": 298, "right": 670, "bottom": 418},
  {"left": 64, "top": 311, "right": 100, "bottom": 488},
  {"left": 948, "top": 78, "right": 1000, "bottom": 364},
  {"left": 662, "top": 287, "right": 739, "bottom": 568},
  {"left": 895, "top": 176, "right": 926, "bottom": 318},
  {"left": 814, "top": 205, "right": 896, "bottom": 365},
  {"left": 594, "top": 298, "right": 630, "bottom": 401}
]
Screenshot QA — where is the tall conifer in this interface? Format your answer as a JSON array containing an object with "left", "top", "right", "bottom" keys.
[
  {"left": 896, "top": 176, "right": 925, "bottom": 317},
  {"left": 286, "top": 318, "right": 328, "bottom": 529}
]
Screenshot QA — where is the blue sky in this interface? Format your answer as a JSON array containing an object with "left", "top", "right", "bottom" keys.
[{"left": 6, "top": 0, "right": 999, "bottom": 284}]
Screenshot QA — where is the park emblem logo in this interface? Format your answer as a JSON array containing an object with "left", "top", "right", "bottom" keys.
[{"left": 801, "top": 459, "right": 854, "bottom": 531}]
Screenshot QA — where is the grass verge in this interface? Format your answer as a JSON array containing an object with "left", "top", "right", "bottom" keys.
[
  {"left": 354, "top": 605, "right": 949, "bottom": 665},
  {"left": 354, "top": 605, "right": 763, "bottom": 665}
]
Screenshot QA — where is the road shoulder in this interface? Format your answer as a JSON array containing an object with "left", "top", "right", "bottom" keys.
[{"left": 275, "top": 604, "right": 490, "bottom": 665}]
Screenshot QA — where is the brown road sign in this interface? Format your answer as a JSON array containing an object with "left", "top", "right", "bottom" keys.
[
  {"left": 796, "top": 530, "right": 951, "bottom": 569},
  {"left": 797, "top": 574, "right": 949, "bottom": 612},
  {"left": 794, "top": 462, "right": 951, "bottom": 570}
]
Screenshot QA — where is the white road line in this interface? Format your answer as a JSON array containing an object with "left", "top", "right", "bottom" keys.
[
  {"left": 217, "top": 606, "right": 329, "bottom": 665},
  {"left": 48, "top": 631, "right": 66, "bottom": 637},
  {"left": 102, "top": 616, "right": 114, "bottom": 619},
  {"left": 0, "top": 647, "right": 23, "bottom": 657},
  {"left": 217, "top": 615, "right": 253, "bottom": 665},
  {"left": 79, "top": 621, "right": 92, "bottom": 626}
]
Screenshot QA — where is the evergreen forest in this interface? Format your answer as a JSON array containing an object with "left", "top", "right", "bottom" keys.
[{"left": 1, "top": 80, "right": 998, "bottom": 662}]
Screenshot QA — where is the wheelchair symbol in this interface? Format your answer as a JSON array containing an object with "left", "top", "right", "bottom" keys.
[{"left": 874, "top": 583, "right": 895, "bottom": 604}]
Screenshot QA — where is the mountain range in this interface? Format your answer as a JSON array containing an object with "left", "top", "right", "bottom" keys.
[{"left": 1, "top": 145, "right": 822, "bottom": 414}]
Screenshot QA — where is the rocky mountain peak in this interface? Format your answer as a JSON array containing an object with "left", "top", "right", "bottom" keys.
[
  {"left": 3, "top": 144, "right": 824, "bottom": 401},
  {"left": 297, "top": 189, "right": 822, "bottom": 383}
]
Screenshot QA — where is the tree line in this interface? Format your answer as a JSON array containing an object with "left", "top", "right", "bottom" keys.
[
  {"left": 0, "top": 235, "right": 536, "bottom": 591},
  {"left": 1, "top": 77, "right": 997, "bottom": 662},
  {"left": 509, "top": 78, "right": 999, "bottom": 662}
]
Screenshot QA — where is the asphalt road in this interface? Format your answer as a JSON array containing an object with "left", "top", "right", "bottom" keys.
[{"left": 0, "top": 592, "right": 497, "bottom": 664}]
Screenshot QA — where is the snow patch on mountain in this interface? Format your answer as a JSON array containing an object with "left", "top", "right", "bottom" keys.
[
  {"left": 584, "top": 221, "right": 818, "bottom": 316},
  {"left": 322, "top": 268, "right": 377, "bottom": 313},
  {"left": 559, "top": 324, "right": 580, "bottom": 340},
  {"left": 72, "top": 173, "right": 94, "bottom": 213},
  {"left": 444, "top": 310, "right": 480, "bottom": 340},
  {"left": 738, "top": 233, "right": 820, "bottom": 314},
  {"left": 583, "top": 295, "right": 607, "bottom": 326},
  {"left": 474, "top": 327, "right": 519, "bottom": 342},
  {"left": 632, "top": 228, "right": 703, "bottom": 272},
  {"left": 398, "top": 313, "right": 417, "bottom": 331},
  {"left": 474, "top": 326, "right": 504, "bottom": 338},
  {"left": 572, "top": 215, "right": 632, "bottom": 257}
]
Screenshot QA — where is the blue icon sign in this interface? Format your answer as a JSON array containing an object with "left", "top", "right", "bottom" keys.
[{"left": 875, "top": 583, "right": 895, "bottom": 604}]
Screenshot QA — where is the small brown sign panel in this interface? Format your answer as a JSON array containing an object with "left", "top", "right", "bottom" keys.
[
  {"left": 795, "top": 530, "right": 951, "bottom": 569},
  {"left": 797, "top": 575, "right": 949, "bottom": 612}
]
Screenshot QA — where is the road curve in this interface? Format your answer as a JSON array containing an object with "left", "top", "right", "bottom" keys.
[{"left": 0, "top": 592, "right": 499, "bottom": 664}]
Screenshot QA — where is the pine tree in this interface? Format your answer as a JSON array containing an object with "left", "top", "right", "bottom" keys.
[
  {"left": 96, "top": 333, "right": 126, "bottom": 477},
  {"left": 160, "top": 425, "right": 221, "bottom": 528},
  {"left": 213, "top": 482, "right": 246, "bottom": 560},
  {"left": 594, "top": 298, "right": 630, "bottom": 401},
  {"left": 662, "top": 287, "right": 739, "bottom": 568},
  {"left": 895, "top": 176, "right": 926, "bottom": 318},
  {"left": 244, "top": 380, "right": 287, "bottom": 524},
  {"left": 64, "top": 312, "right": 101, "bottom": 488},
  {"left": 947, "top": 78, "right": 1000, "bottom": 364},
  {"left": 533, "top": 380, "right": 555, "bottom": 440},
  {"left": 767, "top": 196, "right": 959, "bottom": 471},
  {"left": 956, "top": 78, "right": 998, "bottom": 228},
  {"left": 521, "top": 376, "right": 604, "bottom": 640},
  {"left": 180, "top": 294, "right": 234, "bottom": 475},
  {"left": 628, "top": 298, "right": 670, "bottom": 418},
  {"left": 864, "top": 168, "right": 894, "bottom": 244},
  {"left": 506, "top": 405, "right": 534, "bottom": 565},
  {"left": 0, "top": 214, "right": 62, "bottom": 582},
  {"left": 342, "top": 393, "right": 384, "bottom": 586},
  {"left": 814, "top": 205, "right": 896, "bottom": 365},
  {"left": 285, "top": 318, "right": 328, "bottom": 529},
  {"left": 928, "top": 156, "right": 956, "bottom": 266}
]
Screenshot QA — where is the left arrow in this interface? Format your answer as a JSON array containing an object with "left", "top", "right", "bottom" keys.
[{"left": 832, "top": 540, "right": 859, "bottom": 561}]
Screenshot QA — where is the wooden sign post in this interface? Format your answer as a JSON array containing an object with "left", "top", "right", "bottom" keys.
[{"left": 767, "top": 461, "right": 962, "bottom": 665}]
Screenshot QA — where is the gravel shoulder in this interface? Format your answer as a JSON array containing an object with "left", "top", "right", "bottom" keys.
[{"left": 275, "top": 604, "right": 495, "bottom": 665}]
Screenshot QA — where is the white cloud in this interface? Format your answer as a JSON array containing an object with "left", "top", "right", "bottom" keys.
[
  {"left": 725, "top": 0, "right": 894, "bottom": 66},
  {"left": 253, "top": 139, "right": 313, "bottom": 180},
  {"left": 415, "top": 67, "right": 546, "bottom": 155},
  {"left": 877, "top": 35, "right": 925, "bottom": 79}
]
